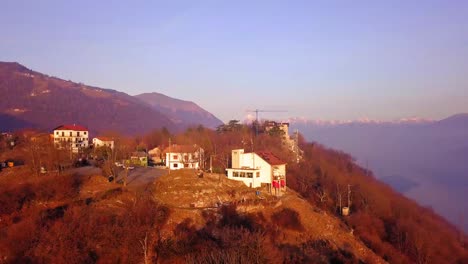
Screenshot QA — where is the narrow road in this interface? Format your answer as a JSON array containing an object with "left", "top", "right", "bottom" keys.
[
  {"left": 70, "top": 165, "right": 168, "bottom": 192},
  {"left": 118, "top": 167, "right": 168, "bottom": 192}
]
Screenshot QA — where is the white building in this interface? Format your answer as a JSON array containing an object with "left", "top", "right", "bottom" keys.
[
  {"left": 164, "top": 144, "right": 204, "bottom": 170},
  {"left": 53, "top": 124, "right": 89, "bottom": 153},
  {"left": 265, "top": 121, "right": 302, "bottom": 162},
  {"left": 92, "top": 137, "right": 114, "bottom": 149},
  {"left": 148, "top": 147, "right": 163, "bottom": 164},
  {"left": 226, "top": 149, "right": 286, "bottom": 192}
]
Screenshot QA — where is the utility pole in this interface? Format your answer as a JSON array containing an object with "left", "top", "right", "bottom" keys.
[
  {"left": 338, "top": 184, "right": 342, "bottom": 214},
  {"left": 209, "top": 155, "right": 213, "bottom": 173},
  {"left": 295, "top": 129, "right": 299, "bottom": 163},
  {"left": 124, "top": 164, "right": 129, "bottom": 187},
  {"left": 347, "top": 184, "right": 352, "bottom": 208}
]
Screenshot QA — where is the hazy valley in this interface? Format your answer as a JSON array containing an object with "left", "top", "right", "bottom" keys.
[{"left": 290, "top": 114, "right": 468, "bottom": 232}]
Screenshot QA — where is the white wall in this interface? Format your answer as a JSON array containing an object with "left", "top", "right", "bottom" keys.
[
  {"left": 226, "top": 169, "right": 261, "bottom": 188},
  {"left": 165, "top": 152, "right": 200, "bottom": 170},
  {"left": 227, "top": 149, "right": 287, "bottom": 185},
  {"left": 53, "top": 129, "right": 89, "bottom": 152}
]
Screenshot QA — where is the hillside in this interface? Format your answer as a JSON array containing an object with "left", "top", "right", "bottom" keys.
[
  {"left": 0, "top": 124, "right": 466, "bottom": 263},
  {"left": 135, "top": 92, "right": 223, "bottom": 129},
  {"left": 0, "top": 164, "right": 385, "bottom": 263},
  {"left": 0, "top": 62, "right": 221, "bottom": 135}
]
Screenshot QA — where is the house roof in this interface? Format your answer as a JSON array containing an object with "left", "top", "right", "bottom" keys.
[
  {"left": 94, "top": 136, "right": 114, "bottom": 142},
  {"left": 53, "top": 124, "right": 88, "bottom": 131},
  {"left": 255, "top": 151, "right": 286, "bottom": 165},
  {"left": 148, "top": 147, "right": 161, "bottom": 155},
  {"left": 164, "top": 144, "right": 201, "bottom": 154},
  {"left": 131, "top": 151, "right": 147, "bottom": 157}
]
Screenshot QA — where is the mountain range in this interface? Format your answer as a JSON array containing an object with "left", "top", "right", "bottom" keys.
[
  {"left": 290, "top": 114, "right": 468, "bottom": 232},
  {"left": 134, "top": 92, "right": 222, "bottom": 129},
  {"left": 0, "top": 62, "right": 222, "bottom": 135}
]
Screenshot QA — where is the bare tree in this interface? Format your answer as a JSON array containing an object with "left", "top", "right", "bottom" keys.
[{"left": 140, "top": 232, "right": 149, "bottom": 264}]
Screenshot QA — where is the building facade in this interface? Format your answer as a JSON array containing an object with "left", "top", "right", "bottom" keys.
[
  {"left": 148, "top": 147, "right": 163, "bottom": 164},
  {"left": 53, "top": 124, "right": 89, "bottom": 153},
  {"left": 130, "top": 151, "right": 148, "bottom": 167},
  {"left": 92, "top": 137, "right": 114, "bottom": 149},
  {"left": 226, "top": 149, "right": 286, "bottom": 192},
  {"left": 164, "top": 144, "right": 204, "bottom": 170}
]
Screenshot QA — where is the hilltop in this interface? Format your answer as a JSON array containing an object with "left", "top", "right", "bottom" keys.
[{"left": 0, "top": 164, "right": 385, "bottom": 263}]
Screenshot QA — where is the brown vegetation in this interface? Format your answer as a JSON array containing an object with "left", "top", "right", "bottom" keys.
[{"left": 0, "top": 123, "right": 467, "bottom": 263}]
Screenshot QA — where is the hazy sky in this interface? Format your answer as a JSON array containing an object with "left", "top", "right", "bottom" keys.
[{"left": 1, "top": 0, "right": 467, "bottom": 122}]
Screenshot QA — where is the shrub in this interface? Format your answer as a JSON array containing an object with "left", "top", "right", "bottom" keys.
[{"left": 271, "top": 208, "right": 304, "bottom": 231}]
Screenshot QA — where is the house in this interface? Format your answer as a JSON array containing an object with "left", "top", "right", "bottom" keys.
[
  {"left": 130, "top": 151, "right": 148, "bottom": 167},
  {"left": 148, "top": 147, "right": 163, "bottom": 164},
  {"left": 93, "top": 137, "right": 114, "bottom": 149},
  {"left": 226, "top": 149, "right": 286, "bottom": 193},
  {"left": 164, "top": 144, "right": 204, "bottom": 170},
  {"left": 53, "top": 124, "right": 89, "bottom": 153},
  {"left": 264, "top": 121, "right": 302, "bottom": 162},
  {"left": 264, "top": 121, "right": 290, "bottom": 137}
]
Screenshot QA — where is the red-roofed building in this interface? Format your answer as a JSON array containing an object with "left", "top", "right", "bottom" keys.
[
  {"left": 226, "top": 149, "right": 286, "bottom": 193},
  {"left": 53, "top": 124, "right": 89, "bottom": 153},
  {"left": 163, "top": 144, "right": 204, "bottom": 170},
  {"left": 53, "top": 124, "right": 88, "bottom": 131}
]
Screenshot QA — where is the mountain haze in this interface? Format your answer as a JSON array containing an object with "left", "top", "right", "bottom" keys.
[
  {"left": 0, "top": 62, "right": 221, "bottom": 135},
  {"left": 290, "top": 114, "right": 468, "bottom": 232},
  {"left": 135, "top": 92, "right": 223, "bottom": 129}
]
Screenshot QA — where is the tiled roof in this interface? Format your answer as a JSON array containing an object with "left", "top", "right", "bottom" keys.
[
  {"left": 94, "top": 136, "right": 114, "bottom": 141},
  {"left": 131, "top": 151, "right": 148, "bottom": 157},
  {"left": 255, "top": 151, "right": 286, "bottom": 165},
  {"left": 53, "top": 124, "right": 88, "bottom": 131},
  {"left": 164, "top": 144, "right": 201, "bottom": 154}
]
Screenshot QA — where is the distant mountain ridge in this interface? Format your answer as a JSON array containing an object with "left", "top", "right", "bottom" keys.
[
  {"left": 286, "top": 116, "right": 434, "bottom": 127},
  {"left": 0, "top": 62, "right": 222, "bottom": 135},
  {"left": 134, "top": 92, "right": 223, "bottom": 129}
]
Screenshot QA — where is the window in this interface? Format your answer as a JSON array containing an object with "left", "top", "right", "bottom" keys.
[
  {"left": 69, "top": 132, "right": 72, "bottom": 136},
  {"left": 256, "top": 172, "right": 260, "bottom": 178},
  {"left": 173, "top": 164, "right": 178, "bottom": 168},
  {"left": 173, "top": 155, "right": 178, "bottom": 160},
  {"left": 84, "top": 132, "right": 87, "bottom": 135},
  {"left": 233, "top": 171, "right": 239, "bottom": 177},
  {"left": 62, "top": 132, "right": 64, "bottom": 136},
  {"left": 247, "top": 172, "right": 253, "bottom": 178},
  {"left": 56, "top": 132, "right": 58, "bottom": 135},
  {"left": 77, "top": 132, "right": 80, "bottom": 137},
  {"left": 240, "top": 172, "right": 246, "bottom": 178}
]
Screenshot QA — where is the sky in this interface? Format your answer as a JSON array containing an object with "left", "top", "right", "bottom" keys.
[{"left": 1, "top": 0, "right": 468, "bottom": 122}]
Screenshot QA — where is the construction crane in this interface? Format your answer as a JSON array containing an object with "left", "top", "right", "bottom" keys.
[
  {"left": 245, "top": 109, "right": 288, "bottom": 135},
  {"left": 246, "top": 109, "right": 288, "bottom": 123}
]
